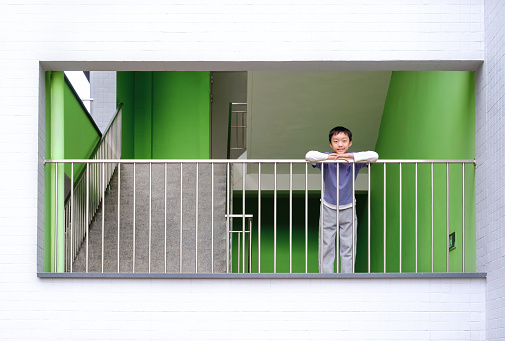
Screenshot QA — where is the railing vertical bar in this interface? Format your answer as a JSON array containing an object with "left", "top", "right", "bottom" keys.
[
  {"left": 368, "top": 162, "right": 371, "bottom": 273},
  {"left": 243, "top": 111, "right": 246, "bottom": 149},
  {"left": 274, "top": 162, "right": 277, "bottom": 273},
  {"left": 164, "top": 163, "right": 167, "bottom": 273},
  {"left": 54, "top": 163, "right": 58, "bottom": 272},
  {"left": 462, "top": 163, "right": 465, "bottom": 273},
  {"left": 305, "top": 162, "right": 308, "bottom": 274},
  {"left": 249, "top": 218, "right": 252, "bottom": 273},
  {"left": 70, "top": 163, "right": 74, "bottom": 273},
  {"left": 226, "top": 163, "right": 230, "bottom": 273},
  {"left": 258, "top": 163, "right": 262, "bottom": 274},
  {"left": 352, "top": 163, "right": 355, "bottom": 273},
  {"left": 180, "top": 162, "right": 183, "bottom": 273},
  {"left": 383, "top": 163, "right": 386, "bottom": 273},
  {"left": 242, "top": 162, "right": 246, "bottom": 273},
  {"left": 320, "top": 163, "right": 324, "bottom": 273},
  {"left": 149, "top": 162, "right": 152, "bottom": 273},
  {"left": 86, "top": 163, "right": 89, "bottom": 273},
  {"left": 431, "top": 163, "right": 434, "bottom": 273},
  {"left": 289, "top": 162, "right": 293, "bottom": 274},
  {"left": 336, "top": 164, "right": 339, "bottom": 273},
  {"left": 196, "top": 162, "right": 199, "bottom": 273},
  {"left": 102, "top": 162, "right": 105, "bottom": 273},
  {"left": 446, "top": 162, "right": 449, "bottom": 273},
  {"left": 399, "top": 162, "right": 402, "bottom": 273},
  {"left": 237, "top": 228, "right": 241, "bottom": 273},
  {"left": 211, "top": 162, "right": 214, "bottom": 273},
  {"left": 117, "top": 163, "right": 120, "bottom": 273},
  {"left": 415, "top": 162, "right": 418, "bottom": 273},
  {"left": 133, "top": 163, "right": 136, "bottom": 273}
]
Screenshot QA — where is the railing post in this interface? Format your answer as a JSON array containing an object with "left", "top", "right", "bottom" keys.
[
  {"left": 102, "top": 161, "right": 105, "bottom": 273},
  {"left": 383, "top": 163, "right": 386, "bottom": 273},
  {"left": 289, "top": 162, "right": 293, "bottom": 273},
  {"left": 446, "top": 162, "right": 449, "bottom": 273},
  {"left": 54, "top": 163, "right": 58, "bottom": 272},
  {"left": 415, "top": 162, "right": 418, "bottom": 273},
  {"left": 149, "top": 162, "right": 152, "bottom": 273},
  {"left": 399, "top": 162, "right": 402, "bottom": 273},
  {"left": 274, "top": 162, "right": 277, "bottom": 273},
  {"left": 70, "top": 163, "right": 74, "bottom": 273},
  {"left": 368, "top": 162, "right": 371, "bottom": 273},
  {"left": 226, "top": 162, "right": 230, "bottom": 273},
  {"left": 462, "top": 163, "right": 465, "bottom": 273},
  {"left": 117, "top": 163, "right": 121, "bottom": 273},
  {"left": 319, "top": 163, "right": 324, "bottom": 272},
  {"left": 242, "top": 162, "right": 246, "bottom": 273},
  {"left": 196, "top": 162, "right": 199, "bottom": 273},
  {"left": 86, "top": 163, "right": 89, "bottom": 273},
  {"left": 211, "top": 162, "right": 214, "bottom": 273},
  {"left": 258, "top": 163, "right": 262, "bottom": 274},
  {"left": 164, "top": 163, "right": 167, "bottom": 273},
  {"left": 180, "top": 162, "right": 183, "bottom": 273},
  {"left": 336, "top": 163, "right": 340, "bottom": 273},
  {"left": 352, "top": 163, "right": 355, "bottom": 273},
  {"left": 133, "top": 162, "right": 136, "bottom": 273},
  {"left": 305, "top": 162, "right": 308, "bottom": 274}
]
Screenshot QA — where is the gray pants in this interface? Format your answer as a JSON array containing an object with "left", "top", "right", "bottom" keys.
[{"left": 319, "top": 205, "right": 357, "bottom": 273}]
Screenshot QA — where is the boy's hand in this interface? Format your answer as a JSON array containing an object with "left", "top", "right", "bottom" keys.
[{"left": 328, "top": 153, "right": 354, "bottom": 164}]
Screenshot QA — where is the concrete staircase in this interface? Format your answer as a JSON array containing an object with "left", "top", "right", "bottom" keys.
[{"left": 72, "top": 163, "right": 228, "bottom": 273}]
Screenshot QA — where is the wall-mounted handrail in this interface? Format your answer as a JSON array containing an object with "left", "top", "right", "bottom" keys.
[{"left": 63, "top": 103, "right": 123, "bottom": 204}]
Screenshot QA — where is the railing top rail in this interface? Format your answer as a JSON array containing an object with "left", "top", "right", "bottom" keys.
[{"left": 45, "top": 158, "right": 476, "bottom": 164}]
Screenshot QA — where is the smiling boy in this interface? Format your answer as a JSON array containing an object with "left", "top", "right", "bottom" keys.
[{"left": 305, "top": 126, "right": 378, "bottom": 273}]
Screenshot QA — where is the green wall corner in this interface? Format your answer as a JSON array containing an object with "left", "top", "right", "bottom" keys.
[
  {"left": 117, "top": 71, "right": 210, "bottom": 159},
  {"left": 368, "top": 71, "right": 476, "bottom": 273}
]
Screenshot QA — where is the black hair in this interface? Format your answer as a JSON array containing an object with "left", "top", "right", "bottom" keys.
[{"left": 328, "top": 126, "right": 352, "bottom": 142}]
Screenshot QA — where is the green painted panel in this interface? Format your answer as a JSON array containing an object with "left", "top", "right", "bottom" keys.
[
  {"left": 45, "top": 71, "right": 66, "bottom": 272},
  {"left": 117, "top": 71, "right": 210, "bottom": 159},
  {"left": 63, "top": 80, "right": 101, "bottom": 177},
  {"left": 117, "top": 71, "right": 135, "bottom": 159},
  {"left": 152, "top": 71, "right": 210, "bottom": 159},
  {"left": 133, "top": 72, "right": 153, "bottom": 159},
  {"left": 369, "top": 71, "right": 476, "bottom": 273}
]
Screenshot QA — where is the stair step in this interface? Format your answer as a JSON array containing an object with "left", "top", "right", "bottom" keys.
[{"left": 72, "top": 163, "right": 229, "bottom": 273}]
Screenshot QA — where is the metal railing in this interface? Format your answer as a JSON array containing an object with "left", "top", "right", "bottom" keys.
[
  {"left": 62, "top": 106, "right": 122, "bottom": 272},
  {"left": 46, "top": 158, "right": 475, "bottom": 274},
  {"left": 227, "top": 102, "right": 247, "bottom": 159}
]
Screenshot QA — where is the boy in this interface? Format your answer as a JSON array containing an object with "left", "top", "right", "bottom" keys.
[{"left": 305, "top": 126, "right": 378, "bottom": 273}]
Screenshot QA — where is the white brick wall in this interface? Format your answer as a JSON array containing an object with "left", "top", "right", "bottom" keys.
[
  {"left": 475, "top": 1, "right": 505, "bottom": 340},
  {"left": 90, "top": 71, "right": 117, "bottom": 133},
  {"left": 0, "top": 278, "right": 486, "bottom": 341},
  {"left": 0, "top": 1, "right": 494, "bottom": 340}
]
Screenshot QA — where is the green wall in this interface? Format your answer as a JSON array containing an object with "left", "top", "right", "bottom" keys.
[
  {"left": 369, "top": 71, "right": 476, "bottom": 273},
  {"left": 117, "top": 71, "right": 210, "bottom": 159},
  {"left": 63, "top": 78, "right": 101, "bottom": 177},
  {"left": 45, "top": 72, "right": 101, "bottom": 271}
]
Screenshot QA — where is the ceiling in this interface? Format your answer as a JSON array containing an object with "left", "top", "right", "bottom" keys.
[{"left": 247, "top": 71, "right": 392, "bottom": 159}]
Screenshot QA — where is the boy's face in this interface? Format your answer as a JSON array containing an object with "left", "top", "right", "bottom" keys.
[{"left": 329, "top": 132, "right": 352, "bottom": 154}]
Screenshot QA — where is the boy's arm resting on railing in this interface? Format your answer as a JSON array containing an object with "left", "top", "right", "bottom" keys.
[
  {"left": 305, "top": 151, "right": 328, "bottom": 165},
  {"left": 353, "top": 151, "right": 379, "bottom": 163}
]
